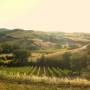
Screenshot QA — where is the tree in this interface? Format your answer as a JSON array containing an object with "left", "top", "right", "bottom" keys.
[
  {"left": 62, "top": 52, "right": 71, "bottom": 69},
  {"left": 13, "top": 49, "right": 30, "bottom": 64},
  {"left": 38, "top": 54, "right": 46, "bottom": 66},
  {"left": 70, "top": 53, "right": 88, "bottom": 75},
  {"left": 1, "top": 43, "right": 11, "bottom": 53},
  {"left": 0, "top": 45, "right": 3, "bottom": 54},
  {"left": 87, "top": 44, "right": 90, "bottom": 55},
  {"left": 1, "top": 43, "right": 21, "bottom": 53}
]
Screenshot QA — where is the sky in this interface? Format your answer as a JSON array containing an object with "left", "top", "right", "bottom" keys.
[{"left": 0, "top": 0, "right": 90, "bottom": 33}]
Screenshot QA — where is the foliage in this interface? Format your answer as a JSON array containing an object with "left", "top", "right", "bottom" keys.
[{"left": 13, "top": 49, "right": 30, "bottom": 64}]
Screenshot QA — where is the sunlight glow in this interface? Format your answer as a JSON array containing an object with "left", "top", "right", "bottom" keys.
[{"left": 0, "top": 0, "right": 90, "bottom": 33}]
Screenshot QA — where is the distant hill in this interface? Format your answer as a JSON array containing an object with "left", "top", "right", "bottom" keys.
[{"left": 0, "top": 28, "right": 90, "bottom": 50}]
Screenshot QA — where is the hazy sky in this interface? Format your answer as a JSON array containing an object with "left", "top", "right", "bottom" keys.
[{"left": 0, "top": 0, "right": 90, "bottom": 32}]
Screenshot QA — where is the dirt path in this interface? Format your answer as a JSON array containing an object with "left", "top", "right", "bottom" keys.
[{"left": 46, "top": 44, "right": 88, "bottom": 58}]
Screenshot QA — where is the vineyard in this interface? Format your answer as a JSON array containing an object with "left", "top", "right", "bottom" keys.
[
  {"left": 0, "top": 66, "right": 71, "bottom": 78},
  {"left": 0, "top": 66, "right": 90, "bottom": 86}
]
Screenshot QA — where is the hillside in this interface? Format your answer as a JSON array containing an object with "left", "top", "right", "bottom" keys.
[{"left": 0, "top": 28, "right": 90, "bottom": 50}]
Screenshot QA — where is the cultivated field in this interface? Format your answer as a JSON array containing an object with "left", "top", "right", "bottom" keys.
[{"left": 0, "top": 66, "right": 90, "bottom": 87}]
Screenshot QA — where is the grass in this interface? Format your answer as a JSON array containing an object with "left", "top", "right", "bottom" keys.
[
  {"left": 0, "top": 53, "right": 13, "bottom": 57},
  {"left": 0, "top": 81, "right": 57, "bottom": 90},
  {"left": 0, "top": 81, "right": 90, "bottom": 90},
  {"left": 30, "top": 48, "right": 68, "bottom": 61},
  {"left": 35, "top": 48, "right": 68, "bottom": 54}
]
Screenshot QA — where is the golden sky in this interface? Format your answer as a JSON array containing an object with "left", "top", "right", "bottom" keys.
[{"left": 0, "top": 0, "right": 90, "bottom": 32}]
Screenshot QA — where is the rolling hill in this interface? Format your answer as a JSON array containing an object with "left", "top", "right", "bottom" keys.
[{"left": 0, "top": 28, "right": 90, "bottom": 50}]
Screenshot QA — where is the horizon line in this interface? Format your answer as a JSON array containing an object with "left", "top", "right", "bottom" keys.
[{"left": 0, "top": 28, "right": 90, "bottom": 34}]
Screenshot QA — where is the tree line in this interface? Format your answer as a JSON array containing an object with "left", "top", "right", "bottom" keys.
[{"left": 0, "top": 42, "right": 30, "bottom": 65}]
